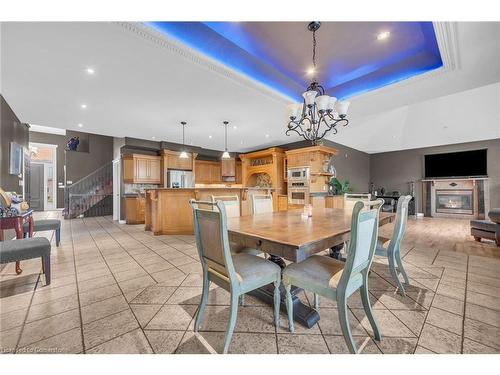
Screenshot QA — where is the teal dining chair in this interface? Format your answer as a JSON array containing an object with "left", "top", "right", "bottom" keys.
[
  {"left": 189, "top": 199, "right": 282, "bottom": 354},
  {"left": 282, "top": 199, "right": 384, "bottom": 354},
  {"left": 375, "top": 195, "right": 412, "bottom": 296}
]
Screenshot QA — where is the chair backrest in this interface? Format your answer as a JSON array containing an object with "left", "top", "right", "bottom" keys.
[
  {"left": 211, "top": 195, "right": 240, "bottom": 218},
  {"left": 339, "top": 199, "right": 383, "bottom": 291},
  {"left": 252, "top": 194, "right": 273, "bottom": 214},
  {"left": 189, "top": 199, "right": 237, "bottom": 283},
  {"left": 344, "top": 193, "right": 372, "bottom": 212},
  {"left": 387, "top": 195, "right": 412, "bottom": 251}
]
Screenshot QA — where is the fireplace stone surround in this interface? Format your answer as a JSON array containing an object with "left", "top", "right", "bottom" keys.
[{"left": 422, "top": 178, "right": 489, "bottom": 219}]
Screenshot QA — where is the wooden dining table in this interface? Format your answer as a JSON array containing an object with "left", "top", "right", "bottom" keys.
[{"left": 227, "top": 207, "right": 395, "bottom": 328}]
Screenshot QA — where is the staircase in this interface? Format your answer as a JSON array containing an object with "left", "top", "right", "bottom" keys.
[{"left": 64, "top": 162, "right": 113, "bottom": 219}]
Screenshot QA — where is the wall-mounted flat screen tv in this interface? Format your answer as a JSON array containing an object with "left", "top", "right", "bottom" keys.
[{"left": 424, "top": 149, "right": 487, "bottom": 178}]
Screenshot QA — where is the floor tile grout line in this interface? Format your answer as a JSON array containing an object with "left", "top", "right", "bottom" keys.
[
  {"left": 12, "top": 275, "right": 40, "bottom": 353},
  {"left": 460, "top": 254, "right": 469, "bottom": 353},
  {"left": 80, "top": 217, "right": 155, "bottom": 354},
  {"left": 67, "top": 215, "right": 87, "bottom": 354}
]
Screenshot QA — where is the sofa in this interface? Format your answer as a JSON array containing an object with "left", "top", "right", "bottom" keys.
[{"left": 470, "top": 209, "right": 500, "bottom": 247}]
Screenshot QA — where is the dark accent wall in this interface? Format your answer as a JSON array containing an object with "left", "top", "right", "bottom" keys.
[
  {"left": 29, "top": 130, "right": 114, "bottom": 208},
  {"left": 0, "top": 95, "right": 29, "bottom": 192},
  {"left": 370, "top": 139, "right": 500, "bottom": 212}
]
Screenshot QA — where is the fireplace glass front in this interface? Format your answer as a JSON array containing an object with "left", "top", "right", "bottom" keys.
[{"left": 435, "top": 190, "right": 473, "bottom": 215}]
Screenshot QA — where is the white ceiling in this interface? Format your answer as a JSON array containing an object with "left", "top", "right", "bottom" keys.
[{"left": 1, "top": 21, "right": 499, "bottom": 154}]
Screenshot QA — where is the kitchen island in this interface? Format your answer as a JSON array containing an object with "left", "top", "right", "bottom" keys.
[{"left": 144, "top": 187, "right": 281, "bottom": 235}]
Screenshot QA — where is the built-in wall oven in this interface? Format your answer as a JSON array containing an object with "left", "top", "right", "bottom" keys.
[
  {"left": 288, "top": 167, "right": 310, "bottom": 181},
  {"left": 287, "top": 167, "right": 311, "bottom": 205}
]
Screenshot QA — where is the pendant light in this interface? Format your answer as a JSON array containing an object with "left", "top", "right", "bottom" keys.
[
  {"left": 179, "top": 121, "right": 189, "bottom": 159},
  {"left": 221, "top": 121, "right": 230, "bottom": 159}
]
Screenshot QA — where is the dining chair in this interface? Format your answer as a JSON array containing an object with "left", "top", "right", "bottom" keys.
[
  {"left": 211, "top": 195, "right": 240, "bottom": 218},
  {"left": 375, "top": 195, "right": 412, "bottom": 296},
  {"left": 189, "top": 199, "right": 282, "bottom": 354},
  {"left": 282, "top": 199, "right": 384, "bottom": 354},
  {"left": 251, "top": 193, "right": 273, "bottom": 214}
]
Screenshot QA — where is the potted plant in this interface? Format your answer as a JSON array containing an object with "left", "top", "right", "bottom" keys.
[{"left": 328, "top": 177, "right": 353, "bottom": 196}]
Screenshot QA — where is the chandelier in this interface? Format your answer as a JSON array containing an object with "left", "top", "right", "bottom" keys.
[{"left": 286, "top": 22, "right": 350, "bottom": 145}]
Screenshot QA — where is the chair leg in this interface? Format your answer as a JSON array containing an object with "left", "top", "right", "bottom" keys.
[
  {"left": 55, "top": 229, "right": 61, "bottom": 247},
  {"left": 313, "top": 293, "right": 320, "bottom": 311},
  {"left": 284, "top": 283, "right": 295, "bottom": 333},
  {"left": 337, "top": 296, "right": 356, "bottom": 354},
  {"left": 194, "top": 271, "right": 210, "bottom": 332},
  {"left": 41, "top": 255, "right": 51, "bottom": 286},
  {"left": 222, "top": 292, "right": 239, "bottom": 354},
  {"left": 360, "top": 280, "right": 381, "bottom": 341},
  {"left": 239, "top": 294, "right": 245, "bottom": 306},
  {"left": 388, "top": 251, "right": 406, "bottom": 297},
  {"left": 273, "top": 280, "right": 280, "bottom": 327},
  {"left": 395, "top": 249, "right": 410, "bottom": 285}
]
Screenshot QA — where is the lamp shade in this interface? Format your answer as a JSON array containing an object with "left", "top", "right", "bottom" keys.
[
  {"left": 336, "top": 100, "right": 350, "bottom": 115},
  {"left": 179, "top": 151, "right": 189, "bottom": 159},
  {"left": 315, "top": 95, "right": 330, "bottom": 111},
  {"left": 287, "top": 103, "right": 302, "bottom": 119},
  {"left": 327, "top": 96, "right": 337, "bottom": 110},
  {"left": 302, "top": 90, "right": 317, "bottom": 106},
  {"left": 221, "top": 151, "right": 230, "bottom": 159}
]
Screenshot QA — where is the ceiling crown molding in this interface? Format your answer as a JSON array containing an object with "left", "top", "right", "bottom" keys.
[
  {"left": 347, "top": 22, "right": 460, "bottom": 101},
  {"left": 113, "top": 22, "right": 293, "bottom": 104}
]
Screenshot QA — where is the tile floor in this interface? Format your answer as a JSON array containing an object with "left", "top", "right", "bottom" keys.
[{"left": 1, "top": 211, "right": 499, "bottom": 354}]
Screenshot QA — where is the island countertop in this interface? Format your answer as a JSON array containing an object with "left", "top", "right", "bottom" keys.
[{"left": 144, "top": 186, "right": 282, "bottom": 235}]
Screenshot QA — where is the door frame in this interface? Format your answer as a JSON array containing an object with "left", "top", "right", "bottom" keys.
[
  {"left": 112, "top": 158, "right": 121, "bottom": 221},
  {"left": 29, "top": 142, "right": 58, "bottom": 210}
]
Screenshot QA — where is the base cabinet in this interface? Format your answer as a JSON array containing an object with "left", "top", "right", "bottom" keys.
[
  {"left": 125, "top": 196, "right": 145, "bottom": 224},
  {"left": 325, "top": 195, "right": 344, "bottom": 209}
]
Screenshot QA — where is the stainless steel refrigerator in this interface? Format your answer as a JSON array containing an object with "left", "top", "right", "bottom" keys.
[{"left": 167, "top": 169, "right": 194, "bottom": 188}]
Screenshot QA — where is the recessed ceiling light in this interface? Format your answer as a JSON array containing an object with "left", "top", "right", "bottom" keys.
[
  {"left": 233, "top": 125, "right": 237, "bottom": 130},
  {"left": 77, "top": 123, "right": 83, "bottom": 128},
  {"left": 306, "top": 67, "right": 315, "bottom": 76},
  {"left": 377, "top": 31, "right": 391, "bottom": 41},
  {"left": 208, "top": 135, "right": 212, "bottom": 139},
  {"left": 265, "top": 134, "right": 270, "bottom": 138},
  {"left": 80, "top": 104, "right": 87, "bottom": 109},
  {"left": 85, "top": 67, "right": 95, "bottom": 75},
  {"left": 151, "top": 136, "right": 156, "bottom": 140}
]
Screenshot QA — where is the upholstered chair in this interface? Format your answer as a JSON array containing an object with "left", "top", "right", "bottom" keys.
[
  {"left": 251, "top": 194, "right": 273, "bottom": 214},
  {"left": 189, "top": 199, "right": 282, "bottom": 354},
  {"left": 282, "top": 199, "right": 384, "bottom": 354},
  {"left": 375, "top": 195, "right": 412, "bottom": 296}
]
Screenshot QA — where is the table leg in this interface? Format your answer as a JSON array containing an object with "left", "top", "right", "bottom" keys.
[
  {"left": 251, "top": 255, "right": 320, "bottom": 329},
  {"left": 28, "top": 216, "right": 34, "bottom": 237},
  {"left": 14, "top": 219, "right": 24, "bottom": 275}
]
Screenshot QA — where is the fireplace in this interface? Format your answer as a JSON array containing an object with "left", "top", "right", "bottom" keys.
[
  {"left": 435, "top": 190, "right": 473, "bottom": 215},
  {"left": 423, "top": 178, "right": 489, "bottom": 219}
]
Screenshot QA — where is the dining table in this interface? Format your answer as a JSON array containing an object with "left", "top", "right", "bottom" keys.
[{"left": 227, "top": 207, "right": 395, "bottom": 328}]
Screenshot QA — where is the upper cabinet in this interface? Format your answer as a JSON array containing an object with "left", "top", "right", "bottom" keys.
[
  {"left": 195, "top": 160, "right": 222, "bottom": 184},
  {"left": 161, "top": 150, "right": 194, "bottom": 171},
  {"left": 123, "top": 154, "right": 161, "bottom": 184}
]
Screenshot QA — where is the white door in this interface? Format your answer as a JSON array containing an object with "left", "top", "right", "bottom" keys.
[{"left": 112, "top": 159, "right": 121, "bottom": 221}]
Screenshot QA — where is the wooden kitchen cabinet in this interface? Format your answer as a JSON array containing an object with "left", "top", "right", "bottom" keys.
[
  {"left": 123, "top": 154, "right": 161, "bottom": 184},
  {"left": 195, "top": 160, "right": 222, "bottom": 183},
  {"left": 277, "top": 194, "right": 288, "bottom": 211},
  {"left": 125, "top": 195, "right": 145, "bottom": 224},
  {"left": 235, "top": 161, "right": 242, "bottom": 184},
  {"left": 325, "top": 195, "right": 344, "bottom": 209}
]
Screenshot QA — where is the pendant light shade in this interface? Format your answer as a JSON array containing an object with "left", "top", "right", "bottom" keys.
[
  {"left": 179, "top": 121, "right": 189, "bottom": 159},
  {"left": 221, "top": 121, "right": 231, "bottom": 159}
]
